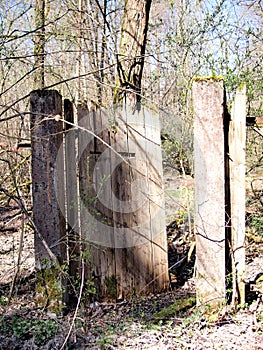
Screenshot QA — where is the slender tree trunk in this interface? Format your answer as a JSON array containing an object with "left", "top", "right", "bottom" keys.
[
  {"left": 98, "top": 0, "right": 107, "bottom": 105},
  {"left": 76, "top": 0, "right": 84, "bottom": 103},
  {"left": 34, "top": 0, "right": 45, "bottom": 89}
]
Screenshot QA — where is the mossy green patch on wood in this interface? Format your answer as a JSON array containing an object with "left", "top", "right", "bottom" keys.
[{"left": 152, "top": 296, "right": 196, "bottom": 321}]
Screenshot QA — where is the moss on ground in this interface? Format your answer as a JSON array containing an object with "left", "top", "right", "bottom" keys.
[{"left": 152, "top": 296, "right": 196, "bottom": 321}]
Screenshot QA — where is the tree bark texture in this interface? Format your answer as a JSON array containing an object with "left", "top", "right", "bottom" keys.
[
  {"left": 115, "top": 0, "right": 152, "bottom": 104},
  {"left": 34, "top": 0, "right": 45, "bottom": 89}
]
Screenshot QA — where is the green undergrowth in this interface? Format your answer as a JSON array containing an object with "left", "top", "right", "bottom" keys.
[
  {"left": 0, "top": 315, "right": 59, "bottom": 346},
  {"left": 249, "top": 215, "right": 263, "bottom": 237}
]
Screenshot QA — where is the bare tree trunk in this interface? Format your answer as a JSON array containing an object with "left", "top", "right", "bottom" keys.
[
  {"left": 98, "top": 0, "right": 107, "bottom": 105},
  {"left": 76, "top": 0, "right": 83, "bottom": 103},
  {"left": 114, "top": 0, "right": 152, "bottom": 105},
  {"left": 34, "top": 0, "right": 45, "bottom": 89}
]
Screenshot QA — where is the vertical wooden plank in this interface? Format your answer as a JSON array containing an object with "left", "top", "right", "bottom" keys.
[
  {"left": 77, "top": 103, "right": 96, "bottom": 296},
  {"left": 78, "top": 103, "right": 95, "bottom": 241},
  {"left": 92, "top": 107, "right": 116, "bottom": 299},
  {"left": 64, "top": 99, "right": 80, "bottom": 304},
  {"left": 229, "top": 84, "right": 246, "bottom": 305},
  {"left": 144, "top": 108, "right": 169, "bottom": 292},
  {"left": 193, "top": 79, "right": 226, "bottom": 307},
  {"left": 110, "top": 106, "right": 134, "bottom": 299},
  {"left": 78, "top": 104, "right": 115, "bottom": 300},
  {"left": 30, "top": 90, "right": 67, "bottom": 311}
]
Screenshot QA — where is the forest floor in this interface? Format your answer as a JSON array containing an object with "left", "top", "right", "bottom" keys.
[{"left": 0, "top": 171, "right": 263, "bottom": 349}]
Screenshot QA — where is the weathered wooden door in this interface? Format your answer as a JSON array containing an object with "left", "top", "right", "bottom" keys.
[{"left": 69, "top": 103, "right": 169, "bottom": 300}]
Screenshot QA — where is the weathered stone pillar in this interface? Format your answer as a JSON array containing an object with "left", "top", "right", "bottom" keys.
[
  {"left": 193, "top": 78, "right": 226, "bottom": 307},
  {"left": 30, "top": 90, "right": 67, "bottom": 312}
]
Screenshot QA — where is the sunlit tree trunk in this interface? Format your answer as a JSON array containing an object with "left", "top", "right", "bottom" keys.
[{"left": 114, "top": 0, "right": 152, "bottom": 105}]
